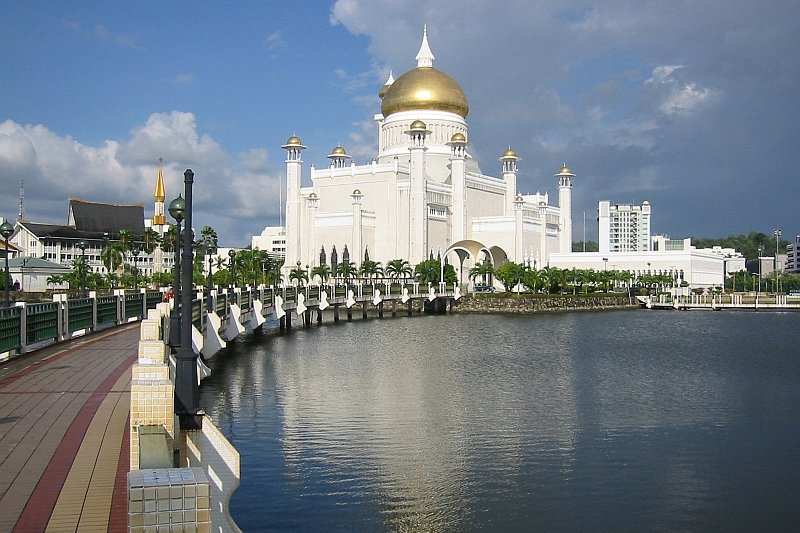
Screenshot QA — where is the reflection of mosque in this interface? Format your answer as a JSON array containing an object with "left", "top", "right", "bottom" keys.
[
  {"left": 280, "top": 28, "right": 575, "bottom": 277},
  {"left": 269, "top": 318, "right": 581, "bottom": 529}
]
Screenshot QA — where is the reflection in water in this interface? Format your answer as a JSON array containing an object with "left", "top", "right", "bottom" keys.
[{"left": 199, "top": 310, "right": 800, "bottom": 532}]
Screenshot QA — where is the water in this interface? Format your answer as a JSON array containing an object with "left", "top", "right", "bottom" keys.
[{"left": 198, "top": 310, "right": 800, "bottom": 532}]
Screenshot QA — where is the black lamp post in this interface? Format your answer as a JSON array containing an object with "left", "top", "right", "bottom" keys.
[
  {"left": 204, "top": 236, "right": 216, "bottom": 309},
  {"left": 168, "top": 194, "right": 185, "bottom": 349},
  {"left": 76, "top": 239, "right": 88, "bottom": 297},
  {"left": 131, "top": 244, "right": 141, "bottom": 290},
  {"left": 174, "top": 169, "right": 202, "bottom": 430},
  {"left": 228, "top": 249, "right": 236, "bottom": 288},
  {"left": 1, "top": 220, "right": 14, "bottom": 308}
]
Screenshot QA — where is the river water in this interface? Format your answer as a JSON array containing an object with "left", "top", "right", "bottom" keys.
[{"left": 198, "top": 309, "right": 800, "bottom": 532}]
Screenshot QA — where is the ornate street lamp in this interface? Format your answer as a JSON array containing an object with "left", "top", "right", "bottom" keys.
[
  {"left": 1, "top": 220, "right": 14, "bottom": 308},
  {"left": 228, "top": 249, "right": 236, "bottom": 288},
  {"left": 168, "top": 194, "right": 185, "bottom": 349},
  {"left": 131, "top": 244, "right": 141, "bottom": 290},
  {"left": 76, "top": 239, "right": 88, "bottom": 297}
]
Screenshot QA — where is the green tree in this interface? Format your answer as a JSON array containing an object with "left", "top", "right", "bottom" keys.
[
  {"left": 140, "top": 227, "right": 160, "bottom": 255},
  {"left": 385, "top": 259, "right": 412, "bottom": 280},
  {"left": 100, "top": 239, "right": 124, "bottom": 277},
  {"left": 336, "top": 260, "right": 357, "bottom": 282},
  {"left": 522, "top": 268, "right": 547, "bottom": 293},
  {"left": 572, "top": 240, "right": 599, "bottom": 252},
  {"left": 414, "top": 259, "right": 441, "bottom": 284},
  {"left": 311, "top": 264, "right": 332, "bottom": 283},
  {"left": 468, "top": 261, "right": 494, "bottom": 284},
  {"left": 494, "top": 262, "right": 525, "bottom": 292},
  {"left": 289, "top": 265, "right": 309, "bottom": 286},
  {"left": 359, "top": 260, "right": 383, "bottom": 281}
]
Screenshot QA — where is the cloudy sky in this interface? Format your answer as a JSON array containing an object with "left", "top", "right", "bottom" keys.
[{"left": 1, "top": 1, "right": 798, "bottom": 247}]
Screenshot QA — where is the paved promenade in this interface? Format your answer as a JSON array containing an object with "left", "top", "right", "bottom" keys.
[{"left": 0, "top": 324, "right": 139, "bottom": 532}]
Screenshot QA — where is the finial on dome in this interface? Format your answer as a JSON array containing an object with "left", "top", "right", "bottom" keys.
[{"left": 415, "top": 24, "right": 435, "bottom": 68}]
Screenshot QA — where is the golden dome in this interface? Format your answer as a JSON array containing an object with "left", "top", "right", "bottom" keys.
[
  {"left": 381, "top": 67, "right": 469, "bottom": 118},
  {"left": 308, "top": 192, "right": 318, "bottom": 200},
  {"left": 450, "top": 132, "right": 466, "bottom": 143},
  {"left": 555, "top": 163, "right": 574, "bottom": 176},
  {"left": 643, "top": 200, "right": 650, "bottom": 205},
  {"left": 285, "top": 135, "right": 302, "bottom": 146},
  {"left": 409, "top": 120, "right": 427, "bottom": 131},
  {"left": 352, "top": 189, "right": 362, "bottom": 196},
  {"left": 515, "top": 194, "right": 524, "bottom": 202},
  {"left": 502, "top": 147, "right": 518, "bottom": 159},
  {"left": 331, "top": 145, "right": 347, "bottom": 156}
]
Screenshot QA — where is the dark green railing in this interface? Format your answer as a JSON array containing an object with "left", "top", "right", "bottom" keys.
[
  {"left": 97, "top": 296, "right": 118, "bottom": 325},
  {"left": 146, "top": 291, "right": 163, "bottom": 310},
  {"left": 192, "top": 299, "right": 202, "bottom": 329},
  {"left": 67, "top": 298, "right": 94, "bottom": 333},
  {"left": 125, "top": 293, "right": 144, "bottom": 320},
  {"left": 0, "top": 307, "right": 22, "bottom": 353},
  {"left": 26, "top": 303, "right": 59, "bottom": 344},
  {"left": 241, "top": 291, "right": 251, "bottom": 311}
]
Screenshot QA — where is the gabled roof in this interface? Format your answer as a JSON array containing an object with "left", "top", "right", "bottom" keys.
[
  {"left": 67, "top": 198, "right": 144, "bottom": 235},
  {"left": 7, "top": 257, "right": 71, "bottom": 271}
]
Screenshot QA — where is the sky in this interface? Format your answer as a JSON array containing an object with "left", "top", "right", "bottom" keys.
[{"left": 1, "top": 0, "right": 799, "bottom": 248}]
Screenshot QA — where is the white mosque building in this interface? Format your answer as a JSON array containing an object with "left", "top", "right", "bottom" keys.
[{"left": 280, "top": 28, "right": 574, "bottom": 279}]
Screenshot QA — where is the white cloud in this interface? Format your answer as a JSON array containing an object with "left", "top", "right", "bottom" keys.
[{"left": 0, "top": 114, "right": 281, "bottom": 246}]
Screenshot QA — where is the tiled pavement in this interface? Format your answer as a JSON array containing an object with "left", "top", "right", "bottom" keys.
[{"left": 0, "top": 324, "right": 140, "bottom": 532}]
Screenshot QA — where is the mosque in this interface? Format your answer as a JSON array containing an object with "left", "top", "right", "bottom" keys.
[{"left": 280, "top": 28, "right": 574, "bottom": 279}]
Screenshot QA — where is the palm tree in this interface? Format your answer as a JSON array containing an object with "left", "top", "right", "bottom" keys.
[
  {"left": 46, "top": 274, "right": 64, "bottom": 291},
  {"left": 469, "top": 261, "right": 494, "bottom": 284},
  {"left": 385, "top": 259, "right": 412, "bottom": 281},
  {"left": 289, "top": 265, "right": 309, "bottom": 286},
  {"left": 311, "top": 264, "right": 331, "bottom": 284},
  {"left": 522, "top": 268, "right": 547, "bottom": 293},
  {"left": 100, "top": 239, "right": 124, "bottom": 276},
  {"left": 140, "top": 227, "right": 160, "bottom": 255},
  {"left": 359, "top": 260, "right": 383, "bottom": 281},
  {"left": 336, "top": 260, "right": 357, "bottom": 283}
]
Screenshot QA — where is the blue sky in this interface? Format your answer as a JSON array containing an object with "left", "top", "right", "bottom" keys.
[{"left": 2, "top": 1, "right": 799, "bottom": 248}]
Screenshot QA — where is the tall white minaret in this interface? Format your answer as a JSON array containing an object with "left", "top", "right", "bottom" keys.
[
  {"left": 283, "top": 135, "right": 306, "bottom": 270},
  {"left": 500, "top": 147, "right": 519, "bottom": 216},
  {"left": 448, "top": 133, "right": 468, "bottom": 244},
  {"left": 556, "top": 164, "right": 575, "bottom": 254},
  {"left": 406, "top": 119, "right": 430, "bottom": 263}
]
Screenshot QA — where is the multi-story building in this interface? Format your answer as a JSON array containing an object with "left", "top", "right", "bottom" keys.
[
  {"left": 7, "top": 164, "right": 175, "bottom": 279},
  {"left": 251, "top": 226, "right": 286, "bottom": 260},
  {"left": 598, "top": 200, "right": 651, "bottom": 253},
  {"left": 785, "top": 235, "right": 800, "bottom": 274}
]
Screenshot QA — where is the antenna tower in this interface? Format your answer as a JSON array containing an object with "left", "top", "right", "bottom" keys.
[{"left": 18, "top": 180, "right": 24, "bottom": 220}]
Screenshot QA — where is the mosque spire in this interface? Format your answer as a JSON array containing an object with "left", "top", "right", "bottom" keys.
[
  {"left": 415, "top": 24, "right": 435, "bottom": 68},
  {"left": 154, "top": 156, "right": 166, "bottom": 201},
  {"left": 153, "top": 156, "right": 166, "bottom": 225}
]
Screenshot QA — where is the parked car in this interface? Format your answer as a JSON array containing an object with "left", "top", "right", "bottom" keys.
[{"left": 473, "top": 283, "right": 495, "bottom": 293}]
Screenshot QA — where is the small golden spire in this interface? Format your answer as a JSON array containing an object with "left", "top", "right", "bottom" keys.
[{"left": 154, "top": 156, "right": 166, "bottom": 201}]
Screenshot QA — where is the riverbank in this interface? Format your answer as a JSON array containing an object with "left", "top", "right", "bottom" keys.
[{"left": 452, "top": 293, "right": 639, "bottom": 313}]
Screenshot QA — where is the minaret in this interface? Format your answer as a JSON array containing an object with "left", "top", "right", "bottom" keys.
[
  {"left": 538, "top": 201, "right": 548, "bottom": 267},
  {"left": 153, "top": 157, "right": 167, "bottom": 273},
  {"left": 514, "top": 194, "right": 525, "bottom": 263},
  {"left": 447, "top": 133, "right": 468, "bottom": 243},
  {"left": 153, "top": 156, "right": 166, "bottom": 225},
  {"left": 283, "top": 135, "right": 306, "bottom": 270},
  {"left": 351, "top": 189, "right": 364, "bottom": 266},
  {"left": 555, "top": 164, "right": 575, "bottom": 254},
  {"left": 406, "top": 119, "right": 430, "bottom": 263},
  {"left": 327, "top": 145, "right": 351, "bottom": 169},
  {"left": 500, "top": 147, "right": 519, "bottom": 216}
]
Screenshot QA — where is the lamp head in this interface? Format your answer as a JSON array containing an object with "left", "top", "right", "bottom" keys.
[
  {"left": 168, "top": 195, "right": 186, "bottom": 222},
  {"left": 0, "top": 221, "right": 13, "bottom": 239}
]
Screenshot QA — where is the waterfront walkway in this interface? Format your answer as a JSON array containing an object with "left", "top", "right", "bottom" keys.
[{"left": 0, "top": 324, "right": 139, "bottom": 532}]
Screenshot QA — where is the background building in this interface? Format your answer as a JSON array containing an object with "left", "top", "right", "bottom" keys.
[{"left": 598, "top": 200, "right": 651, "bottom": 253}]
